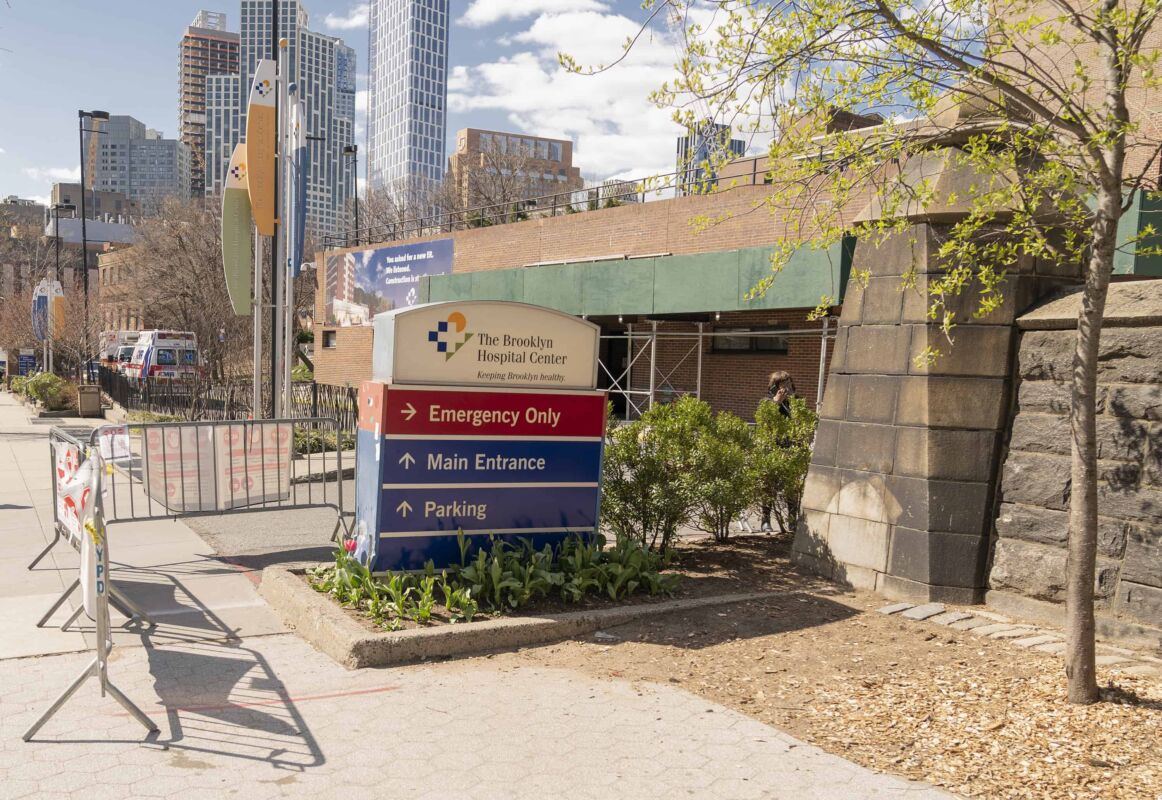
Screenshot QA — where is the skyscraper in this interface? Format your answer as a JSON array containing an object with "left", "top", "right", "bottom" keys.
[
  {"left": 676, "top": 120, "right": 746, "bottom": 195},
  {"left": 180, "top": 11, "right": 240, "bottom": 196},
  {"left": 86, "top": 116, "right": 191, "bottom": 211},
  {"left": 368, "top": 0, "right": 450, "bottom": 192},
  {"left": 202, "top": 1, "right": 355, "bottom": 237}
]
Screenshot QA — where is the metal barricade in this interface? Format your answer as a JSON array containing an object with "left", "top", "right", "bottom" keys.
[{"left": 23, "top": 417, "right": 352, "bottom": 741}]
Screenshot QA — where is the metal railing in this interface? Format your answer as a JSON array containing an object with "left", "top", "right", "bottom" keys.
[
  {"left": 321, "top": 160, "right": 773, "bottom": 250},
  {"left": 98, "top": 367, "right": 359, "bottom": 432}
]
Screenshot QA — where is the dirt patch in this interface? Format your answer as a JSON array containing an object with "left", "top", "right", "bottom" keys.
[{"left": 486, "top": 534, "right": 1162, "bottom": 799}]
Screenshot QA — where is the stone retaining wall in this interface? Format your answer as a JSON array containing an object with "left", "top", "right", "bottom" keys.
[{"left": 987, "top": 281, "right": 1162, "bottom": 646}]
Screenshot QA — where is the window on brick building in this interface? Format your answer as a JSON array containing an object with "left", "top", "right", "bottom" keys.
[
  {"left": 322, "top": 329, "right": 337, "bottom": 348},
  {"left": 711, "top": 326, "right": 790, "bottom": 354}
]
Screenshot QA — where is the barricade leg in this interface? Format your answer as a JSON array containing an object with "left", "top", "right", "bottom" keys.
[
  {"left": 36, "top": 578, "right": 79, "bottom": 628},
  {"left": 60, "top": 604, "right": 84, "bottom": 632},
  {"left": 27, "top": 530, "right": 61, "bottom": 570},
  {"left": 21, "top": 657, "right": 158, "bottom": 741}
]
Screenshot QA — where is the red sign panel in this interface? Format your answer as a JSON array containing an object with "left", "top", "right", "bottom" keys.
[{"left": 383, "top": 386, "right": 606, "bottom": 438}]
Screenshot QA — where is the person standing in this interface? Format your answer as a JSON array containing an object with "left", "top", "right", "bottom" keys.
[{"left": 759, "top": 370, "right": 797, "bottom": 532}]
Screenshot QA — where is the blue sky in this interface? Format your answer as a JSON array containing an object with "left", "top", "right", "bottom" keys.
[{"left": 0, "top": 0, "right": 707, "bottom": 205}]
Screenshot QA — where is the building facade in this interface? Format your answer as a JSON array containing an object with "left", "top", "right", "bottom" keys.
[
  {"left": 447, "top": 128, "right": 584, "bottom": 211},
  {"left": 85, "top": 116, "right": 191, "bottom": 211},
  {"left": 180, "top": 11, "right": 240, "bottom": 197},
  {"left": 51, "top": 183, "right": 136, "bottom": 219},
  {"left": 676, "top": 120, "right": 746, "bottom": 195},
  {"left": 368, "top": 0, "right": 449, "bottom": 191},
  {"left": 203, "top": 1, "right": 355, "bottom": 237}
]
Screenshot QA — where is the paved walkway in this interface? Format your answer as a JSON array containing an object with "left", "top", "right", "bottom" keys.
[{"left": 0, "top": 390, "right": 953, "bottom": 799}]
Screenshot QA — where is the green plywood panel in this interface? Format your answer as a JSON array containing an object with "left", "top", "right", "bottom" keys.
[
  {"left": 738, "top": 242, "right": 847, "bottom": 311},
  {"left": 653, "top": 252, "right": 739, "bottom": 313},
  {"left": 522, "top": 263, "right": 584, "bottom": 314},
  {"left": 427, "top": 273, "right": 475, "bottom": 302},
  {"left": 415, "top": 276, "right": 432, "bottom": 304},
  {"left": 1115, "top": 190, "right": 1162, "bottom": 276},
  {"left": 581, "top": 259, "right": 656, "bottom": 316},
  {"left": 471, "top": 268, "right": 525, "bottom": 301}
]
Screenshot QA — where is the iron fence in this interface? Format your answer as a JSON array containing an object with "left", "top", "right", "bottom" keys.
[{"left": 98, "top": 367, "right": 359, "bottom": 432}]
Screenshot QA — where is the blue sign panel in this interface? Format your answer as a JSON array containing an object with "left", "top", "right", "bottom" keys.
[
  {"left": 381, "top": 438, "right": 603, "bottom": 484},
  {"left": 377, "top": 485, "right": 600, "bottom": 534},
  {"left": 324, "top": 239, "right": 453, "bottom": 326},
  {"left": 17, "top": 353, "right": 36, "bottom": 376}
]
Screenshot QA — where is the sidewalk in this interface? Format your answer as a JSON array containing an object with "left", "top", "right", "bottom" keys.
[{"left": 0, "top": 389, "right": 953, "bottom": 799}]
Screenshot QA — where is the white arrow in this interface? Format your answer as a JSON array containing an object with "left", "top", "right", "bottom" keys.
[
  {"left": 401, "top": 402, "right": 417, "bottom": 421},
  {"left": 398, "top": 452, "right": 415, "bottom": 469},
  {"left": 396, "top": 500, "right": 413, "bottom": 517}
]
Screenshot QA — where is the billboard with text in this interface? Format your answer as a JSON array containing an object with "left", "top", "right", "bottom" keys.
[{"left": 324, "top": 239, "right": 454, "bottom": 326}]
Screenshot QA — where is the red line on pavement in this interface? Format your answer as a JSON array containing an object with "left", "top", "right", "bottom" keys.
[{"left": 112, "top": 682, "right": 403, "bottom": 717}]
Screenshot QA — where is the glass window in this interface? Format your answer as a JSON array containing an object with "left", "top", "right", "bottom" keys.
[
  {"left": 181, "top": 349, "right": 197, "bottom": 365},
  {"left": 549, "top": 142, "right": 562, "bottom": 161},
  {"left": 712, "top": 329, "right": 751, "bottom": 352},
  {"left": 155, "top": 348, "right": 177, "bottom": 366}
]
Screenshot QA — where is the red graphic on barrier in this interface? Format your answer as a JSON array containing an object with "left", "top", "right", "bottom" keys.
[{"left": 380, "top": 387, "right": 606, "bottom": 438}]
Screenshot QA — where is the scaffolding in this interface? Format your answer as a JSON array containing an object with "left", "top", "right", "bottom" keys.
[{"left": 598, "top": 318, "right": 836, "bottom": 420}]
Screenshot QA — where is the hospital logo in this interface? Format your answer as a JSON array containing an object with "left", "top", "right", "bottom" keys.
[
  {"left": 255, "top": 79, "right": 273, "bottom": 97},
  {"left": 428, "top": 311, "right": 473, "bottom": 360},
  {"left": 230, "top": 162, "right": 247, "bottom": 180}
]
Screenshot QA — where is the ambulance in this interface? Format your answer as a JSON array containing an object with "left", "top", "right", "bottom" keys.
[
  {"left": 99, "top": 330, "right": 141, "bottom": 373},
  {"left": 124, "top": 330, "right": 200, "bottom": 383}
]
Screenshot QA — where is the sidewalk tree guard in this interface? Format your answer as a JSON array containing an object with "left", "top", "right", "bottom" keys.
[{"left": 585, "top": 0, "right": 1162, "bottom": 703}]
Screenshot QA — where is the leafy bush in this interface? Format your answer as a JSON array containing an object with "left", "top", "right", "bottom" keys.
[
  {"left": 24, "top": 373, "right": 74, "bottom": 411},
  {"left": 752, "top": 397, "right": 818, "bottom": 534},
  {"left": 294, "top": 427, "right": 355, "bottom": 454},
  {"left": 308, "top": 532, "right": 678, "bottom": 628},
  {"left": 128, "top": 410, "right": 182, "bottom": 423},
  {"left": 691, "top": 410, "right": 757, "bottom": 541},
  {"left": 600, "top": 397, "right": 713, "bottom": 552},
  {"left": 10, "top": 375, "right": 29, "bottom": 396}
]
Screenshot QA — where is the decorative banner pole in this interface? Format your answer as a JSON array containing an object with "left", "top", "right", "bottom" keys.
[
  {"left": 221, "top": 143, "right": 253, "bottom": 316},
  {"left": 246, "top": 57, "right": 277, "bottom": 417}
]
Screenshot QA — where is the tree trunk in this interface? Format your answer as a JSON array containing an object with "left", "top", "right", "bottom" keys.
[{"left": 1064, "top": 183, "right": 1117, "bottom": 705}]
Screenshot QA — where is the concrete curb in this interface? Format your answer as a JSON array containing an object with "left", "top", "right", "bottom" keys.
[{"left": 260, "top": 566, "right": 782, "bottom": 670}]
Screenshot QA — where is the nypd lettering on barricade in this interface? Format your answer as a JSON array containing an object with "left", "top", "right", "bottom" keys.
[{"left": 355, "top": 301, "right": 606, "bottom": 572}]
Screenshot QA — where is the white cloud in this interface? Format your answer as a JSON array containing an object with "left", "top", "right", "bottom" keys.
[
  {"left": 449, "top": 9, "right": 687, "bottom": 180},
  {"left": 460, "top": 0, "right": 611, "bottom": 28},
  {"left": 323, "top": 3, "right": 369, "bottom": 30},
  {"left": 355, "top": 89, "right": 368, "bottom": 113},
  {"left": 0, "top": 147, "right": 6, "bottom": 155},
  {"left": 22, "top": 166, "right": 80, "bottom": 182}
]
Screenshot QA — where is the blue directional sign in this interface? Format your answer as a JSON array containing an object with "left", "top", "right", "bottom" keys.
[
  {"left": 378, "top": 485, "right": 600, "bottom": 534},
  {"left": 381, "top": 438, "right": 603, "bottom": 484},
  {"left": 17, "top": 352, "right": 36, "bottom": 376}
]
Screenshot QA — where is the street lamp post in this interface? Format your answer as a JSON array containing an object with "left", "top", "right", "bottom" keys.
[
  {"left": 78, "top": 109, "right": 109, "bottom": 383},
  {"left": 343, "top": 144, "right": 359, "bottom": 245}
]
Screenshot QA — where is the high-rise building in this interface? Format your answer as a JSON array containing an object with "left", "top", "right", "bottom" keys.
[
  {"left": 368, "top": 0, "right": 450, "bottom": 191},
  {"left": 86, "top": 116, "right": 191, "bottom": 210},
  {"left": 447, "top": 128, "right": 583, "bottom": 210},
  {"left": 676, "top": 120, "right": 746, "bottom": 195},
  {"left": 203, "top": 1, "right": 355, "bottom": 237},
  {"left": 180, "top": 11, "right": 240, "bottom": 196}
]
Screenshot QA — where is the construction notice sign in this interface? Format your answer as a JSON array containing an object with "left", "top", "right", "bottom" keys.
[{"left": 142, "top": 422, "right": 292, "bottom": 512}]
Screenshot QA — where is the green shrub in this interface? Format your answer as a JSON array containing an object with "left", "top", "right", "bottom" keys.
[
  {"left": 24, "top": 373, "right": 74, "bottom": 411},
  {"left": 691, "top": 410, "right": 757, "bottom": 541},
  {"left": 600, "top": 397, "right": 713, "bottom": 552},
  {"left": 128, "top": 410, "right": 182, "bottom": 423},
  {"left": 10, "top": 375, "right": 29, "bottom": 395},
  {"left": 294, "top": 427, "right": 355, "bottom": 454},
  {"left": 752, "top": 397, "right": 818, "bottom": 534},
  {"left": 307, "top": 532, "right": 677, "bottom": 628}
]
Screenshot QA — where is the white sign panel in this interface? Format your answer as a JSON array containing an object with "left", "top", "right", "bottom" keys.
[
  {"left": 144, "top": 426, "right": 218, "bottom": 512},
  {"left": 214, "top": 422, "right": 293, "bottom": 509},
  {"left": 96, "top": 425, "right": 131, "bottom": 462},
  {"left": 54, "top": 440, "right": 86, "bottom": 544},
  {"left": 372, "top": 301, "right": 599, "bottom": 391}
]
